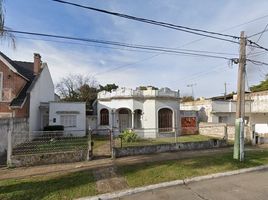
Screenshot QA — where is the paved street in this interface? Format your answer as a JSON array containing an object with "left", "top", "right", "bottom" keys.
[{"left": 118, "top": 169, "right": 268, "bottom": 200}]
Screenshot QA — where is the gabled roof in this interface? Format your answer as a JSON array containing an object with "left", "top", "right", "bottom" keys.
[{"left": 0, "top": 51, "right": 37, "bottom": 108}]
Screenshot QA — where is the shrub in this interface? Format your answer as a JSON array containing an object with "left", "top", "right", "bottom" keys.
[
  {"left": 43, "top": 125, "right": 64, "bottom": 131},
  {"left": 121, "top": 130, "right": 138, "bottom": 143}
]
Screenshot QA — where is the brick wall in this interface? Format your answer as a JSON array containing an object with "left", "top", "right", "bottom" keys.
[{"left": 0, "top": 60, "right": 28, "bottom": 117}]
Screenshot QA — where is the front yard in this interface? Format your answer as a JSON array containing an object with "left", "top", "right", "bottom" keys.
[
  {"left": 13, "top": 137, "right": 89, "bottom": 155},
  {"left": 115, "top": 134, "right": 215, "bottom": 147},
  {"left": 1, "top": 149, "right": 268, "bottom": 200}
]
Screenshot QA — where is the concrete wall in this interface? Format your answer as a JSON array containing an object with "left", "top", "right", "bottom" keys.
[
  {"left": 49, "top": 102, "right": 86, "bottom": 136},
  {"left": 112, "top": 139, "right": 227, "bottom": 158},
  {"left": 0, "top": 118, "right": 28, "bottom": 156},
  {"left": 199, "top": 122, "right": 251, "bottom": 141},
  {"left": 29, "top": 64, "right": 54, "bottom": 132}
]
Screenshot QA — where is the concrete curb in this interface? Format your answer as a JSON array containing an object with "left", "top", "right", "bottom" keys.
[{"left": 77, "top": 164, "right": 268, "bottom": 200}]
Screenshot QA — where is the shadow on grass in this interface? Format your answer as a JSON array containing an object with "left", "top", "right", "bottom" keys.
[{"left": 0, "top": 169, "right": 96, "bottom": 200}]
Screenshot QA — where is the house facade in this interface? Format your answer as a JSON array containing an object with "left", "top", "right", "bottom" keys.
[
  {"left": 97, "top": 87, "right": 180, "bottom": 138},
  {"left": 0, "top": 51, "right": 86, "bottom": 134},
  {"left": 181, "top": 92, "right": 268, "bottom": 134},
  {"left": 0, "top": 52, "right": 55, "bottom": 132},
  {"left": 48, "top": 102, "right": 86, "bottom": 136}
]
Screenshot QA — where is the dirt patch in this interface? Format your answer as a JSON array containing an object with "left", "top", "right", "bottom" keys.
[
  {"left": 93, "top": 166, "right": 129, "bottom": 193},
  {"left": 93, "top": 141, "right": 111, "bottom": 159}
]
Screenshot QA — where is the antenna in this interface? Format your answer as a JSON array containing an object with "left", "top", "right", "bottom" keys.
[{"left": 186, "top": 83, "right": 197, "bottom": 98}]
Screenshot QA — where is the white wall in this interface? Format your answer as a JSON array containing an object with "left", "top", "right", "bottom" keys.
[
  {"left": 49, "top": 102, "right": 86, "bottom": 136},
  {"left": 29, "top": 64, "right": 54, "bottom": 132}
]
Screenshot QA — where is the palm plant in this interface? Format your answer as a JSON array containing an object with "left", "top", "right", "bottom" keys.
[{"left": 0, "top": 0, "right": 16, "bottom": 48}]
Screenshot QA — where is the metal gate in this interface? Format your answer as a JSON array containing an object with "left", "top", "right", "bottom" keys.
[{"left": 90, "top": 129, "right": 112, "bottom": 159}]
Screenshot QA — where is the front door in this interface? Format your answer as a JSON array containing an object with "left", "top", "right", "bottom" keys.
[{"left": 119, "top": 114, "right": 130, "bottom": 132}]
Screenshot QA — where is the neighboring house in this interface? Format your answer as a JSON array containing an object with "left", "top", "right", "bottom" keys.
[
  {"left": 0, "top": 52, "right": 55, "bottom": 132},
  {"left": 97, "top": 87, "right": 180, "bottom": 138},
  {"left": 181, "top": 94, "right": 251, "bottom": 125},
  {"left": 0, "top": 51, "right": 86, "bottom": 135},
  {"left": 48, "top": 102, "right": 86, "bottom": 136},
  {"left": 181, "top": 91, "right": 268, "bottom": 134}
]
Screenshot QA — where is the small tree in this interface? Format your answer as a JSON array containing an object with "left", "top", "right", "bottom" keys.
[
  {"left": 99, "top": 83, "right": 118, "bottom": 92},
  {"left": 181, "top": 96, "right": 194, "bottom": 102},
  {"left": 250, "top": 76, "right": 268, "bottom": 92}
]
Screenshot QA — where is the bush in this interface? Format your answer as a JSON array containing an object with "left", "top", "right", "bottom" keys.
[
  {"left": 43, "top": 125, "right": 64, "bottom": 131},
  {"left": 121, "top": 130, "right": 138, "bottom": 143}
]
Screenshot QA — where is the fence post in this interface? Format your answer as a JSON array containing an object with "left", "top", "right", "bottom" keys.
[
  {"left": 7, "top": 118, "right": 13, "bottom": 167},
  {"left": 86, "top": 129, "right": 92, "bottom": 161},
  {"left": 224, "top": 124, "right": 228, "bottom": 141}
]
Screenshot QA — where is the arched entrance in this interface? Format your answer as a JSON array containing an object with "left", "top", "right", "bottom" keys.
[
  {"left": 158, "top": 108, "right": 173, "bottom": 132},
  {"left": 118, "top": 108, "right": 132, "bottom": 132}
]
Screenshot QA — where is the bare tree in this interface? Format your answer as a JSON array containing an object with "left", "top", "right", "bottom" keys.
[
  {"left": 0, "top": 0, "right": 16, "bottom": 48},
  {"left": 56, "top": 74, "right": 99, "bottom": 103}
]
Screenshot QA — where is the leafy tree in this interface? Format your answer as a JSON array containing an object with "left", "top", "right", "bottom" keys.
[
  {"left": 99, "top": 83, "right": 118, "bottom": 92},
  {"left": 138, "top": 85, "right": 158, "bottom": 90},
  {"left": 0, "top": 0, "right": 16, "bottom": 48},
  {"left": 181, "top": 96, "right": 194, "bottom": 102},
  {"left": 250, "top": 76, "right": 268, "bottom": 92}
]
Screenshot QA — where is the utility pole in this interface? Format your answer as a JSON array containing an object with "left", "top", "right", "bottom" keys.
[
  {"left": 234, "top": 31, "right": 246, "bottom": 161},
  {"left": 224, "top": 82, "right": 227, "bottom": 100}
]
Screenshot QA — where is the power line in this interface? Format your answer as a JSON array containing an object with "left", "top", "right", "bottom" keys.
[
  {"left": 5, "top": 29, "right": 234, "bottom": 60},
  {"left": 97, "top": 13, "right": 268, "bottom": 76},
  {"left": 247, "top": 39, "right": 268, "bottom": 52},
  {"left": 248, "top": 26, "right": 268, "bottom": 38},
  {"left": 15, "top": 35, "right": 238, "bottom": 56},
  {"left": 247, "top": 59, "right": 268, "bottom": 66},
  {"left": 51, "top": 0, "right": 240, "bottom": 44}
]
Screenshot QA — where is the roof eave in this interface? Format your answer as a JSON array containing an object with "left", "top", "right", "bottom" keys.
[{"left": 0, "top": 54, "right": 30, "bottom": 81}]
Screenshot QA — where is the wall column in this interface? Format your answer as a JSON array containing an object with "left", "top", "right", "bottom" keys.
[{"left": 132, "top": 111, "right": 135, "bottom": 129}]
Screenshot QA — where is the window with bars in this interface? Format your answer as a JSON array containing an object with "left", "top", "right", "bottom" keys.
[
  {"left": 60, "top": 115, "right": 77, "bottom": 127},
  {"left": 100, "top": 109, "right": 109, "bottom": 125},
  {"left": 158, "top": 108, "right": 173, "bottom": 132}
]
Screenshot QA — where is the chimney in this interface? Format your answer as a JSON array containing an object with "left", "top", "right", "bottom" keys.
[{"left": 33, "top": 53, "right": 42, "bottom": 75}]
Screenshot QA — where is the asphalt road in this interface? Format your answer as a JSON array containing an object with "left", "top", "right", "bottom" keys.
[{"left": 117, "top": 169, "right": 268, "bottom": 200}]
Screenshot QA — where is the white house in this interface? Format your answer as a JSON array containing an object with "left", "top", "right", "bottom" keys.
[
  {"left": 181, "top": 91, "right": 268, "bottom": 134},
  {"left": 48, "top": 102, "right": 86, "bottom": 136},
  {"left": 97, "top": 87, "right": 180, "bottom": 138}
]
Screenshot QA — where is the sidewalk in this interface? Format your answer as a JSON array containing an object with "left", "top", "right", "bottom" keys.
[{"left": 0, "top": 146, "right": 264, "bottom": 180}]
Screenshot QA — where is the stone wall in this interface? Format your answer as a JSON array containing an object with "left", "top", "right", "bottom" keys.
[
  {"left": 10, "top": 149, "right": 89, "bottom": 167},
  {"left": 112, "top": 139, "right": 227, "bottom": 158},
  {"left": 199, "top": 122, "right": 251, "bottom": 141},
  {"left": 0, "top": 118, "right": 29, "bottom": 156}
]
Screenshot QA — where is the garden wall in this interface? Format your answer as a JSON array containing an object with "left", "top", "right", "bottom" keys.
[
  {"left": 199, "top": 122, "right": 251, "bottom": 141},
  {"left": 112, "top": 139, "right": 227, "bottom": 158},
  {"left": 10, "top": 149, "right": 89, "bottom": 167},
  {"left": 0, "top": 118, "right": 28, "bottom": 157}
]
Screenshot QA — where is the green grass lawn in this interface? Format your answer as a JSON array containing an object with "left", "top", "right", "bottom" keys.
[
  {"left": 119, "top": 149, "right": 268, "bottom": 187},
  {"left": 115, "top": 134, "right": 214, "bottom": 147},
  {"left": 1, "top": 149, "right": 268, "bottom": 200},
  {"left": 0, "top": 170, "right": 96, "bottom": 200}
]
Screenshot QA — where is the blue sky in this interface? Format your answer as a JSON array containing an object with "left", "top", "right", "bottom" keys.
[{"left": 2, "top": 0, "right": 268, "bottom": 98}]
